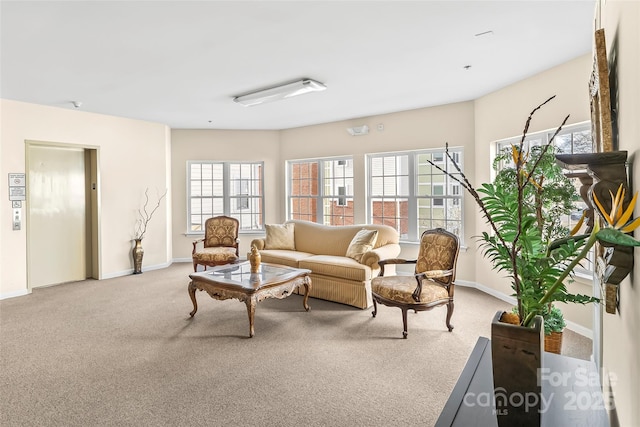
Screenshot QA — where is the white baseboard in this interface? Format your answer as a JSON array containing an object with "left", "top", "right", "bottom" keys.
[
  {"left": 100, "top": 261, "right": 172, "bottom": 280},
  {"left": 456, "top": 280, "right": 593, "bottom": 339},
  {"left": 0, "top": 289, "right": 30, "bottom": 300},
  {"left": 172, "top": 258, "right": 192, "bottom": 263}
]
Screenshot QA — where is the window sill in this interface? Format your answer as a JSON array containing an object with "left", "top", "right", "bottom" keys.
[
  {"left": 184, "top": 230, "right": 265, "bottom": 237},
  {"left": 400, "top": 240, "right": 468, "bottom": 252}
]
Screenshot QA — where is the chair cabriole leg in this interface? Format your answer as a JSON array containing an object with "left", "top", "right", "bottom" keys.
[
  {"left": 446, "top": 300, "right": 454, "bottom": 332},
  {"left": 402, "top": 308, "right": 408, "bottom": 339}
]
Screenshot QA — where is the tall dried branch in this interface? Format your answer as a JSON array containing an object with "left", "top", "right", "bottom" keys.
[
  {"left": 135, "top": 188, "right": 167, "bottom": 240},
  {"left": 428, "top": 97, "right": 568, "bottom": 321}
]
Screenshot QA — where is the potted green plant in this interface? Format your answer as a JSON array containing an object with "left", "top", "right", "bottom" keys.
[
  {"left": 429, "top": 96, "right": 640, "bottom": 426},
  {"left": 488, "top": 134, "right": 598, "bottom": 325},
  {"left": 433, "top": 96, "right": 640, "bottom": 327},
  {"left": 542, "top": 305, "right": 566, "bottom": 354},
  {"left": 506, "top": 304, "right": 566, "bottom": 354}
]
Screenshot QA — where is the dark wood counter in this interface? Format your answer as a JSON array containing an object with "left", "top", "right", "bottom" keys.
[{"left": 435, "top": 337, "right": 610, "bottom": 427}]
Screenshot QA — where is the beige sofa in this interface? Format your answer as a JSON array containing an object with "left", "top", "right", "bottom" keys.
[{"left": 250, "top": 220, "right": 401, "bottom": 309}]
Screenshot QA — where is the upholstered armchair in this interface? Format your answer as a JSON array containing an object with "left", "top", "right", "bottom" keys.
[
  {"left": 192, "top": 216, "right": 240, "bottom": 272},
  {"left": 371, "top": 228, "right": 460, "bottom": 338}
]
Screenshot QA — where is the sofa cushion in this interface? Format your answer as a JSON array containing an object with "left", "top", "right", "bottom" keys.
[
  {"left": 264, "top": 223, "right": 295, "bottom": 250},
  {"left": 288, "top": 220, "right": 399, "bottom": 256},
  {"left": 259, "top": 250, "right": 314, "bottom": 268},
  {"left": 345, "top": 229, "right": 378, "bottom": 262},
  {"left": 299, "top": 255, "right": 372, "bottom": 282},
  {"left": 192, "top": 247, "right": 238, "bottom": 263},
  {"left": 371, "top": 276, "right": 449, "bottom": 304}
]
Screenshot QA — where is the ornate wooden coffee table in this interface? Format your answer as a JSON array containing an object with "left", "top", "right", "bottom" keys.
[{"left": 188, "top": 262, "right": 312, "bottom": 337}]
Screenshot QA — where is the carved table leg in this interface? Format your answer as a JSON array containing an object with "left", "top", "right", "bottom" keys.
[
  {"left": 188, "top": 281, "right": 198, "bottom": 317},
  {"left": 302, "top": 278, "right": 311, "bottom": 312},
  {"left": 245, "top": 297, "right": 257, "bottom": 338}
]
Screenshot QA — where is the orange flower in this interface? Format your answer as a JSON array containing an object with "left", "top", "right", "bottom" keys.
[
  {"left": 511, "top": 145, "right": 528, "bottom": 166},
  {"left": 511, "top": 144, "right": 544, "bottom": 189},
  {"left": 593, "top": 184, "right": 640, "bottom": 233},
  {"left": 569, "top": 211, "right": 586, "bottom": 236}
]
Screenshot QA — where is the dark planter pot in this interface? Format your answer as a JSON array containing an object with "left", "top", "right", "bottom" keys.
[{"left": 491, "top": 311, "right": 544, "bottom": 427}]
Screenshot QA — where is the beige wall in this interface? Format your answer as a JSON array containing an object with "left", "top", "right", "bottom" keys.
[
  {"left": 0, "top": 99, "right": 171, "bottom": 298},
  {"left": 170, "top": 129, "right": 281, "bottom": 261},
  {"left": 600, "top": 1, "right": 640, "bottom": 426}
]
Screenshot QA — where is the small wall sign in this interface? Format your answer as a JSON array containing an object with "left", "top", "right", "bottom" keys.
[
  {"left": 8, "top": 173, "right": 26, "bottom": 201},
  {"left": 9, "top": 173, "right": 26, "bottom": 186}
]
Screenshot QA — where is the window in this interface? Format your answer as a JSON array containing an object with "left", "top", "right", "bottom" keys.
[
  {"left": 495, "top": 122, "right": 593, "bottom": 232},
  {"left": 367, "top": 148, "right": 463, "bottom": 242},
  {"left": 187, "top": 161, "right": 263, "bottom": 232},
  {"left": 495, "top": 122, "right": 594, "bottom": 276},
  {"left": 287, "top": 157, "right": 354, "bottom": 225},
  {"left": 496, "top": 122, "right": 592, "bottom": 168}
]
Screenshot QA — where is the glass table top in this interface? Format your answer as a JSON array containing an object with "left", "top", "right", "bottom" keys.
[{"left": 191, "top": 261, "right": 309, "bottom": 288}]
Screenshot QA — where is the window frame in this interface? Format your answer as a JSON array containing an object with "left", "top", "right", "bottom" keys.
[
  {"left": 495, "top": 122, "right": 592, "bottom": 170},
  {"left": 186, "top": 160, "right": 264, "bottom": 233},
  {"left": 286, "top": 156, "right": 354, "bottom": 225},
  {"left": 366, "top": 148, "right": 464, "bottom": 243}
]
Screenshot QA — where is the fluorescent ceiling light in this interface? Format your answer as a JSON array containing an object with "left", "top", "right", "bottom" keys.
[{"left": 233, "top": 79, "right": 326, "bottom": 106}]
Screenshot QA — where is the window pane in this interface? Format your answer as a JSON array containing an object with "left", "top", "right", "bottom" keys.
[
  {"left": 383, "top": 156, "right": 396, "bottom": 175},
  {"left": 191, "top": 181, "right": 202, "bottom": 197},
  {"left": 371, "top": 198, "right": 409, "bottom": 239},
  {"left": 187, "top": 161, "right": 263, "bottom": 232},
  {"left": 287, "top": 158, "right": 352, "bottom": 224},
  {"left": 371, "top": 177, "right": 383, "bottom": 196},
  {"left": 190, "top": 164, "right": 201, "bottom": 180},
  {"left": 383, "top": 177, "right": 397, "bottom": 196},
  {"left": 573, "top": 130, "right": 592, "bottom": 154},
  {"left": 371, "top": 157, "right": 383, "bottom": 176},
  {"left": 368, "top": 149, "right": 463, "bottom": 242},
  {"left": 555, "top": 134, "right": 572, "bottom": 154}
]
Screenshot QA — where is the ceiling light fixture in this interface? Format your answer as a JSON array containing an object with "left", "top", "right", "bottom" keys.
[
  {"left": 347, "top": 125, "right": 369, "bottom": 136},
  {"left": 233, "top": 78, "right": 327, "bottom": 107}
]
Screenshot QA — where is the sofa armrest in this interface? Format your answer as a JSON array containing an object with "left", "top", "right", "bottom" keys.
[
  {"left": 360, "top": 243, "right": 402, "bottom": 271},
  {"left": 251, "top": 238, "right": 266, "bottom": 250}
]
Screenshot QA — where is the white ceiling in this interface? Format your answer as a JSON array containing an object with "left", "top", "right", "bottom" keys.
[{"left": 1, "top": 1, "right": 596, "bottom": 130}]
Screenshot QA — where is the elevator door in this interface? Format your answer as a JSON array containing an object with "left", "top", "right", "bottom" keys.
[{"left": 28, "top": 145, "right": 87, "bottom": 288}]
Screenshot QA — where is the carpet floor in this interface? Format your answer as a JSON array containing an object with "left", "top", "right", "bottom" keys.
[{"left": 0, "top": 262, "right": 592, "bottom": 426}]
